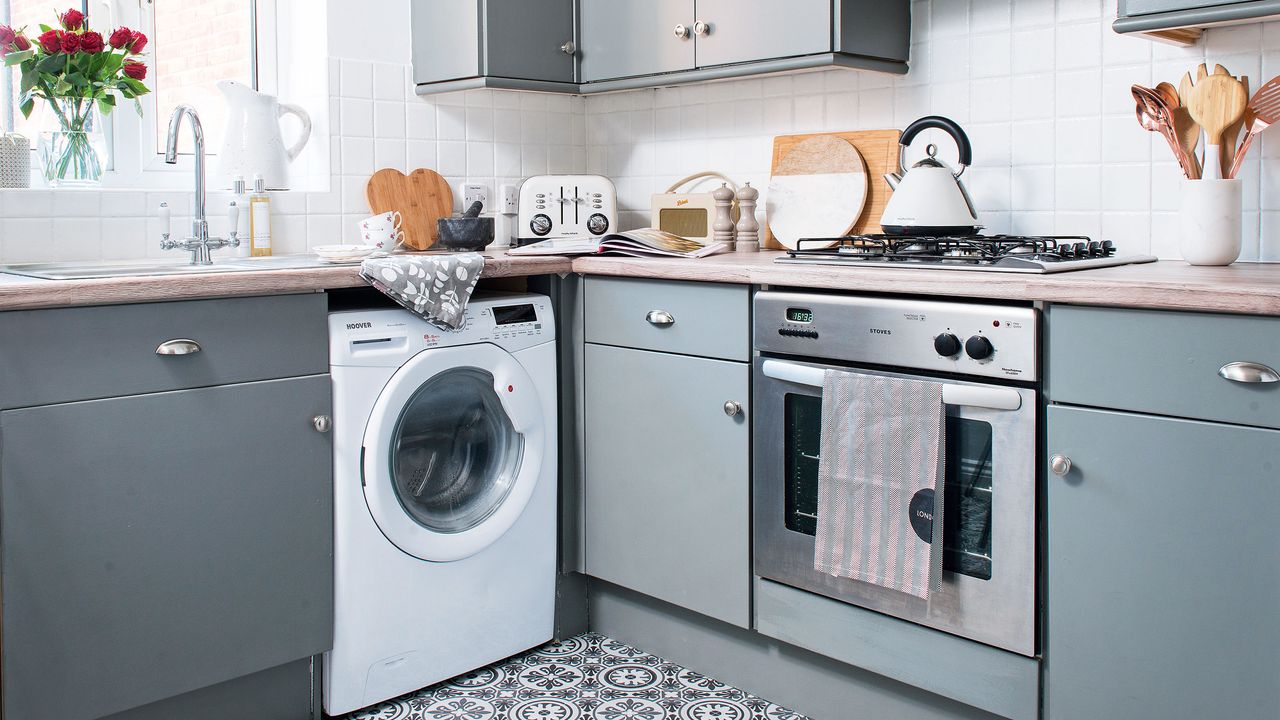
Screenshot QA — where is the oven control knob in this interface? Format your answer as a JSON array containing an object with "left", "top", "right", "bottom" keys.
[
  {"left": 933, "top": 333, "right": 961, "bottom": 357},
  {"left": 587, "top": 213, "right": 611, "bottom": 235},
  {"left": 965, "top": 335, "right": 994, "bottom": 360},
  {"left": 529, "top": 213, "right": 553, "bottom": 236}
]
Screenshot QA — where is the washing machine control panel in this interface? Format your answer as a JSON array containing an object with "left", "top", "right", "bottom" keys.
[{"left": 330, "top": 294, "right": 554, "bottom": 365}]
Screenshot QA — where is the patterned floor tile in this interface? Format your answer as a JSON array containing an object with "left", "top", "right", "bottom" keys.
[{"left": 339, "top": 632, "right": 810, "bottom": 720}]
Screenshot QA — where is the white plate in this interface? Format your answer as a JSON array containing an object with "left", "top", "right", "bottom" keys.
[{"left": 315, "top": 244, "right": 377, "bottom": 261}]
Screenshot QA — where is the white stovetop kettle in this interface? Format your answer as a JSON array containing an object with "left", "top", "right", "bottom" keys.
[
  {"left": 880, "top": 116, "right": 981, "bottom": 236},
  {"left": 215, "top": 80, "right": 312, "bottom": 190}
]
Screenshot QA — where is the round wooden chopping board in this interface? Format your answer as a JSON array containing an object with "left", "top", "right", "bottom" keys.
[{"left": 766, "top": 135, "right": 868, "bottom": 250}]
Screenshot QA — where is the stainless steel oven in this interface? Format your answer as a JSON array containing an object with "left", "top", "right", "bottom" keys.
[{"left": 752, "top": 291, "right": 1038, "bottom": 656}]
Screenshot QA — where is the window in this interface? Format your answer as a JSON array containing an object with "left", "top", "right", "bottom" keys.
[{"left": 2, "top": 0, "right": 278, "bottom": 185}]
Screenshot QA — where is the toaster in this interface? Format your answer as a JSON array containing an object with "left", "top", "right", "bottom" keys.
[{"left": 517, "top": 175, "right": 617, "bottom": 245}]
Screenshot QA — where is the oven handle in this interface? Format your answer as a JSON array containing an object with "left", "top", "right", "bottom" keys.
[{"left": 761, "top": 359, "right": 1023, "bottom": 411}]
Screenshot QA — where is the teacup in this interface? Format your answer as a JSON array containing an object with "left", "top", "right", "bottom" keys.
[{"left": 358, "top": 211, "right": 404, "bottom": 250}]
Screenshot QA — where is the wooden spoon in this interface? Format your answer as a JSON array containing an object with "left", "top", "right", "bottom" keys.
[
  {"left": 1220, "top": 76, "right": 1249, "bottom": 177},
  {"left": 1186, "top": 74, "right": 1247, "bottom": 180},
  {"left": 1159, "top": 81, "right": 1200, "bottom": 179},
  {"left": 1228, "top": 75, "right": 1280, "bottom": 179}
]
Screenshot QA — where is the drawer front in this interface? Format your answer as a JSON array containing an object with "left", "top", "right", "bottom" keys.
[
  {"left": 584, "top": 276, "right": 750, "bottom": 361},
  {"left": 0, "top": 293, "right": 328, "bottom": 409},
  {"left": 1048, "top": 305, "right": 1280, "bottom": 429}
]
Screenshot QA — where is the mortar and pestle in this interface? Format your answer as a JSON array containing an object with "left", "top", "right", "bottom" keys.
[{"left": 436, "top": 201, "right": 494, "bottom": 251}]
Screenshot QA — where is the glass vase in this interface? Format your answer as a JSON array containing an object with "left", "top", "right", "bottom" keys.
[{"left": 37, "top": 97, "right": 107, "bottom": 188}]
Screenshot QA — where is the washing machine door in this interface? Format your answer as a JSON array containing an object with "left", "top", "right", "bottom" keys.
[{"left": 362, "top": 343, "right": 545, "bottom": 562}]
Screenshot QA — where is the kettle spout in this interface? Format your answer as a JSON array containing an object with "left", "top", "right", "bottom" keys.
[{"left": 883, "top": 172, "right": 902, "bottom": 190}]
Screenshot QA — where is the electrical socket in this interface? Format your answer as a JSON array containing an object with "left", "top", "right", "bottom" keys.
[
  {"left": 462, "top": 183, "right": 490, "bottom": 211},
  {"left": 500, "top": 184, "right": 520, "bottom": 214}
]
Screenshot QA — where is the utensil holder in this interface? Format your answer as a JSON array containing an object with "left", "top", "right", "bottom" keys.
[{"left": 1179, "top": 179, "right": 1241, "bottom": 266}]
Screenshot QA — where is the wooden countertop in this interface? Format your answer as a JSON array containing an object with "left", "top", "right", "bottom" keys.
[
  {"left": 0, "top": 253, "right": 573, "bottom": 311},
  {"left": 0, "top": 250, "right": 1277, "bottom": 316},
  {"left": 573, "top": 252, "right": 1280, "bottom": 316}
]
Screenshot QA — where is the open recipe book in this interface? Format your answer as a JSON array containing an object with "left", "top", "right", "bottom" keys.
[{"left": 506, "top": 229, "right": 729, "bottom": 259}]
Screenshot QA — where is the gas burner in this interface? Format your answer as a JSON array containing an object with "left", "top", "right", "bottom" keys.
[{"left": 778, "top": 234, "right": 1157, "bottom": 274}]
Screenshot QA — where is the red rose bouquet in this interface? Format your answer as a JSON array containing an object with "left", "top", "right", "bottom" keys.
[{"left": 1, "top": 7, "right": 151, "bottom": 184}]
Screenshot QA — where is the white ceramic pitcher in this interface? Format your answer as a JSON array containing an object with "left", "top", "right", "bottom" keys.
[{"left": 215, "top": 80, "right": 312, "bottom": 190}]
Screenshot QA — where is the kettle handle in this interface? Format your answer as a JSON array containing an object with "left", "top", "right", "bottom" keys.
[
  {"left": 278, "top": 103, "right": 313, "bottom": 162},
  {"left": 899, "top": 116, "right": 972, "bottom": 175}
]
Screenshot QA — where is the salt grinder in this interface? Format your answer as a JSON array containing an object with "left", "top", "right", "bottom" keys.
[
  {"left": 734, "top": 182, "right": 760, "bottom": 252},
  {"left": 712, "top": 183, "right": 736, "bottom": 251}
]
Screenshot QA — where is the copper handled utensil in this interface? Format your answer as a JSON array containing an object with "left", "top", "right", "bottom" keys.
[
  {"left": 1158, "top": 81, "right": 1201, "bottom": 179},
  {"left": 1133, "top": 85, "right": 1196, "bottom": 178},
  {"left": 1227, "top": 75, "right": 1280, "bottom": 179}
]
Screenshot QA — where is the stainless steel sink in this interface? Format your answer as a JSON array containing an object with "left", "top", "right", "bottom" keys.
[{"left": 0, "top": 255, "right": 342, "bottom": 280}]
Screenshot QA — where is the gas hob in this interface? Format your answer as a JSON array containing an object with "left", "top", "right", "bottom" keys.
[{"left": 776, "top": 234, "right": 1158, "bottom": 273}]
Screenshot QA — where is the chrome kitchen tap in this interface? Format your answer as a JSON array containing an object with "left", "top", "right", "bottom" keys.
[{"left": 160, "top": 105, "right": 239, "bottom": 265}]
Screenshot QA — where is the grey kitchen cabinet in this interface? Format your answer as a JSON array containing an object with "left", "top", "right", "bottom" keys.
[
  {"left": 1113, "top": 0, "right": 1280, "bottom": 44},
  {"left": 580, "top": 0, "right": 910, "bottom": 88},
  {"left": 583, "top": 343, "right": 751, "bottom": 628},
  {"left": 1045, "top": 406, "right": 1280, "bottom": 720},
  {"left": 411, "top": 0, "right": 578, "bottom": 94},
  {"left": 578, "top": 0, "right": 695, "bottom": 82},
  {"left": 0, "top": 294, "right": 333, "bottom": 720}
]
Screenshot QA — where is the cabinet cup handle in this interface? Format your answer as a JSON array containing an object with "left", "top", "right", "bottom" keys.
[
  {"left": 1218, "top": 361, "right": 1279, "bottom": 383},
  {"left": 673, "top": 23, "right": 690, "bottom": 39},
  {"left": 312, "top": 415, "right": 332, "bottom": 433},
  {"left": 646, "top": 310, "right": 675, "bottom": 327},
  {"left": 723, "top": 400, "right": 743, "bottom": 417},
  {"left": 693, "top": 20, "right": 710, "bottom": 36},
  {"left": 155, "top": 338, "right": 202, "bottom": 356},
  {"left": 560, "top": 40, "right": 576, "bottom": 56},
  {"left": 1049, "top": 454, "right": 1072, "bottom": 476}
]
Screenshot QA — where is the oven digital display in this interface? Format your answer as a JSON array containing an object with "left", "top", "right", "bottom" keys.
[
  {"left": 786, "top": 308, "right": 813, "bottom": 324},
  {"left": 494, "top": 304, "right": 537, "bottom": 325}
]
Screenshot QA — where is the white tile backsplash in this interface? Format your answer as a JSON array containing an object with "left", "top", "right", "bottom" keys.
[{"left": 3, "top": 0, "right": 1280, "bottom": 263}]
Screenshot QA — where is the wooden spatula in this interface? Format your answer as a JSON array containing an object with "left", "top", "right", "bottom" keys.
[
  {"left": 1220, "top": 76, "right": 1249, "bottom": 177},
  {"left": 1228, "top": 75, "right": 1280, "bottom": 179},
  {"left": 1177, "top": 73, "right": 1203, "bottom": 176},
  {"left": 1187, "top": 74, "right": 1247, "bottom": 179}
]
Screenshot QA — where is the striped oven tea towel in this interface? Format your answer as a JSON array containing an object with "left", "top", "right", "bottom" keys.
[
  {"left": 814, "top": 370, "right": 945, "bottom": 599},
  {"left": 361, "top": 253, "right": 484, "bottom": 330}
]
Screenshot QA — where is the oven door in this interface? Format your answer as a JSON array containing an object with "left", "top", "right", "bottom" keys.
[{"left": 753, "top": 357, "right": 1037, "bottom": 656}]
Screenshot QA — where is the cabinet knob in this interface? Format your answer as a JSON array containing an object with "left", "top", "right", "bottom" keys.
[
  {"left": 1049, "top": 454, "right": 1072, "bottom": 476},
  {"left": 155, "top": 338, "right": 202, "bottom": 356},
  {"left": 646, "top": 310, "right": 675, "bottom": 327},
  {"left": 673, "top": 23, "right": 690, "bottom": 39},
  {"left": 313, "top": 415, "right": 332, "bottom": 433},
  {"left": 560, "top": 40, "right": 576, "bottom": 56},
  {"left": 723, "top": 400, "right": 743, "bottom": 417},
  {"left": 693, "top": 20, "right": 710, "bottom": 36},
  {"left": 1218, "top": 361, "right": 1279, "bottom": 383}
]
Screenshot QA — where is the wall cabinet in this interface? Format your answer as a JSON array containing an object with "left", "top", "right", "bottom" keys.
[
  {"left": 1113, "top": 0, "right": 1280, "bottom": 45},
  {"left": 580, "top": 277, "right": 752, "bottom": 628},
  {"left": 0, "top": 295, "right": 332, "bottom": 720},
  {"left": 414, "top": 0, "right": 910, "bottom": 95},
  {"left": 411, "top": 0, "right": 578, "bottom": 93}
]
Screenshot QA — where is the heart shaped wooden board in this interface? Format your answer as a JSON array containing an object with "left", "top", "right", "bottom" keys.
[{"left": 365, "top": 168, "right": 454, "bottom": 250}]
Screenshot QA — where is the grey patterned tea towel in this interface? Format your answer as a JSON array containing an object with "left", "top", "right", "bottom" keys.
[
  {"left": 814, "top": 370, "right": 945, "bottom": 599},
  {"left": 360, "top": 253, "right": 485, "bottom": 330}
]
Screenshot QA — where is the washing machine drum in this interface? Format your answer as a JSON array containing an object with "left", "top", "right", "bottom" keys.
[{"left": 362, "top": 344, "right": 546, "bottom": 562}]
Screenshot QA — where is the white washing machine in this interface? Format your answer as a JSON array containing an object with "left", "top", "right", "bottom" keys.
[{"left": 324, "top": 294, "right": 557, "bottom": 715}]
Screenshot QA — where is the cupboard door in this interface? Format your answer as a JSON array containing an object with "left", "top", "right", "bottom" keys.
[
  {"left": 1046, "top": 405, "right": 1280, "bottom": 720},
  {"left": 579, "top": 0, "right": 695, "bottom": 82},
  {"left": 485, "top": 0, "right": 576, "bottom": 83},
  {"left": 584, "top": 344, "right": 751, "bottom": 627},
  {"left": 1, "top": 377, "right": 333, "bottom": 720},
  {"left": 693, "top": 0, "right": 832, "bottom": 68}
]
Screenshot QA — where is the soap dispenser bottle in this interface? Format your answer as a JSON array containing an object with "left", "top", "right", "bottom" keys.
[{"left": 249, "top": 174, "right": 273, "bottom": 257}]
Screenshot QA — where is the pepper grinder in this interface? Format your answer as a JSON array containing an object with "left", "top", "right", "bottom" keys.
[
  {"left": 712, "top": 183, "right": 736, "bottom": 251},
  {"left": 734, "top": 182, "right": 760, "bottom": 252}
]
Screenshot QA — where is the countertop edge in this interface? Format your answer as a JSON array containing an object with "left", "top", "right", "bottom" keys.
[{"left": 1, "top": 252, "right": 1278, "bottom": 316}]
